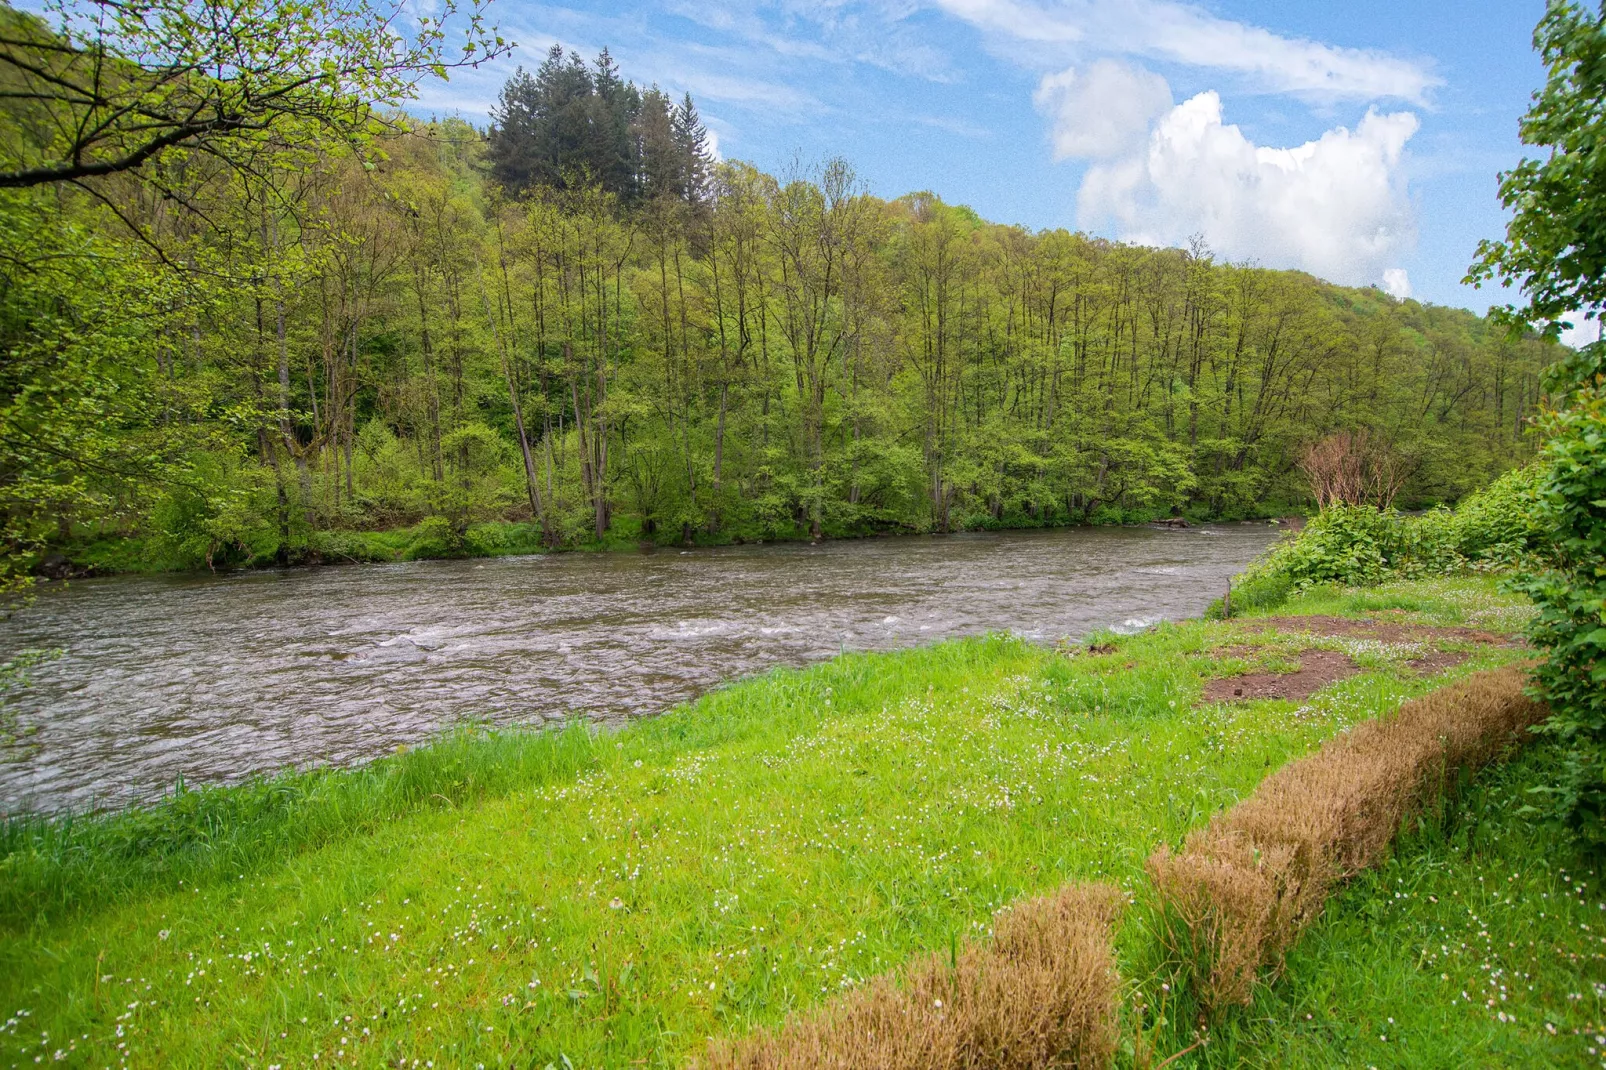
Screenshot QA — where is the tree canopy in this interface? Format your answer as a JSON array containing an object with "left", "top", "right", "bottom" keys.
[
  {"left": 0, "top": 0, "right": 507, "bottom": 190},
  {"left": 487, "top": 46, "right": 711, "bottom": 209},
  {"left": 0, "top": 14, "right": 1562, "bottom": 596}
]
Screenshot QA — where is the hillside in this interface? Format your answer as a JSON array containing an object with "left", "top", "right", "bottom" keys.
[{"left": 0, "top": 44, "right": 1559, "bottom": 577}]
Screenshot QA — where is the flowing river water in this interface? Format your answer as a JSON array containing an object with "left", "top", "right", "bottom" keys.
[{"left": 0, "top": 524, "right": 1280, "bottom": 812}]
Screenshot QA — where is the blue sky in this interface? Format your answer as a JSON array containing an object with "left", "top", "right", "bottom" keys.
[
  {"left": 427, "top": 2, "right": 1546, "bottom": 316},
  {"left": 436, "top": 2, "right": 1541, "bottom": 316}
]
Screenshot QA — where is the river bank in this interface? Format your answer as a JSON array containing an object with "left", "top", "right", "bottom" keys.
[
  {"left": 39, "top": 506, "right": 1304, "bottom": 580},
  {"left": 4, "top": 575, "right": 1591, "bottom": 1069},
  {"left": 2, "top": 524, "right": 1280, "bottom": 812}
]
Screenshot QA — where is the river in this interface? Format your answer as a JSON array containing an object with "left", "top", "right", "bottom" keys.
[{"left": 0, "top": 524, "right": 1280, "bottom": 812}]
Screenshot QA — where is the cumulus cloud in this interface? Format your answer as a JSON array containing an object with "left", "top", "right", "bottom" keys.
[
  {"left": 1382, "top": 268, "right": 1411, "bottom": 300},
  {"left": 1033, "top": 59, "right": 1172, "bottom": 159},
  {"left": 1077, "top": 91, "right": 1419, "bottom": 285}
]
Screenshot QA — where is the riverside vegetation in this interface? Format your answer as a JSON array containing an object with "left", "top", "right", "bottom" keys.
[{"left": 9, "top": 409, "right": 1596, "bottom": 1067}]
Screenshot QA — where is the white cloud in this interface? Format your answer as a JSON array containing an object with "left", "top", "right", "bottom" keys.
[
  {"left": 932, "top": 0, "right": 1437, "bottom": 103},
  {"left": 672, "top": 0, "right": 960, "bottom": 81},
  {"left": 932, "top": 0, "right": 1086, "bottom": 45},
  {"left": 1078, "top": 92, "right": 1419, "bottom": 285},
  {"left": 1033, "top": 59, "right": 1171, "bottom": 159},
  {"left": 1559, "top": 315, "right": 1603, "bottom": 350},
  {"left": 1382, "top": 268, "right": 1411, "bottom": 300}
]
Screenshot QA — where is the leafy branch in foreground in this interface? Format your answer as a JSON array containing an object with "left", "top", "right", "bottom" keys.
[
  {"left": 0, "top": 0, "right": 511, "bottom": 190},
  {"left": 1468, "top": 0, "right": 1606, "bottom": 336}
]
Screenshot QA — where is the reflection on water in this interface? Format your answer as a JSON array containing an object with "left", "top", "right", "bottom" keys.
[{"left": 0, "top": 524, "right": 1278, "bottom": 811}]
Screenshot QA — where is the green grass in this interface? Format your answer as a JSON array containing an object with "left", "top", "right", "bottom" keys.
[
  {"left": 0, "top": 577, "right": 1551, "bottom": 1068},
  {"left": 0, "top": 725, "right": 602, "bottom": 929}
]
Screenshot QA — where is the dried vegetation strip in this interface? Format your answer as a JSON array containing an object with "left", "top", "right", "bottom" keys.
[
  {"left": 703, "top": 882, "right": 1125, "bottom": 1070},
  {"left": 1148, "top": 663, "right": 1546, "bottom": 1011}
]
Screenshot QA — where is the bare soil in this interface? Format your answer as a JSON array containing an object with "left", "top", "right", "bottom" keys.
[
  {"left": 1406, "top": 650, "right": 1473, "bottom": 675},
  {"left": 1198, "top": 615, "right": 1515, "bottom": 705},
  {"left": 1200, "top": 650, "right": 1360, "bottom": 704}
]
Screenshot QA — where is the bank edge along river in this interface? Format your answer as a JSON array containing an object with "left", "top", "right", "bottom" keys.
[{"left": 0, "top": 524, "right": 1279, "bottom": 813}]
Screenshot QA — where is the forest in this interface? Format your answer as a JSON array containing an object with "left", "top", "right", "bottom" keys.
[{"left": 0, "top": 21, "right": 1561, "bottom": 582}]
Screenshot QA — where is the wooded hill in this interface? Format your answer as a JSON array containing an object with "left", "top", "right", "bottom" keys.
[{"left": 0, "top": 39, "right": 1558, "bottom": 570}]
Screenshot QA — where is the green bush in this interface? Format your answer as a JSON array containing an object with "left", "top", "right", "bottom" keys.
[
  {"left": 1515, "top": 344, "right": 1606, "bottom": 846},
  {"left": 1454, "top": 462, "right": 1555, "bottom": 567},
  {"left": 149, "top": 453, "right": 284, "bottom": 569},
  {"left": 1222, "top": 466, "right": 1551, "bottom": 618},
  {"left": 1243, "top": 505, "right": 1400, "bottom": 591},
  {"left": 306, "top": 529, "right": 395, "bottom": 564},
  {"left": 403, "top": 515, "right": 464, "bottom": 560},
  {"left": 462, "top": 522, "right": 510, "bottom": 556},
  {"left": 1394, "top": 506, "right": 1466, "bottom": 578}
]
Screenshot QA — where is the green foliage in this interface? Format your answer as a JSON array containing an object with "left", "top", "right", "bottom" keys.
[
  {"left": 488, "top": 45, "right": 712, "bottom": 207},
  {"left": 1451, "top": 461, "right": 1556, "bottom": 565},
  {"left": 1469, "top": 1, "right": 1606, "bottom": 335},
  {"left": 1514, "top": 344, "right": 1606, "bottom": 844},
  {"left": 5, "top": 128, "right": 1559, "bottom": 583},
  {"left": 305, "top": 528, "right": 400, "bottom": 564},
  {"left": 1233, "top": 506, "right": 1439, "bottom": 596},
  {"left": 0, "top": 0, "right": 508, "bottom": 189},
  {"left": 402, "top": 515, "right": 465, "bottom": 560},
  {"left": 1221, "top": 478, "right": 1554, "bottom": 618},
  {"left": 148, "top": 452, "right": 286, "bottom": 569}
]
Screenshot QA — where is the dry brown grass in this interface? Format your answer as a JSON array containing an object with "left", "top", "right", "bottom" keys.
[
  {"left": 702, "top": 882, "right": 1125, "bottom": 1070},
  {"left": 1148, "top": 663, "right": 1545, "bottom": 1010}
]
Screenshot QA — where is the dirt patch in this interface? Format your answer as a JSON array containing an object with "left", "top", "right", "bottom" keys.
[
  {"left": 1406, "top": 650, "right": 1473, "bottom": 675},
  {"left": 1239, "top": 616, "right": 1510, "bottom": 646},
  {"left": 1200, "top": 649, "right": 1359, "bottom": 704}
]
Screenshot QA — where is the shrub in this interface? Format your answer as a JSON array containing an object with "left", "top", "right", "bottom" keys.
[
  {"left": 462, "top": 522, "right": 510, "bottom": 556},
  {"left": 1454, "top": 462, "right": 1555, "bottom": 567},
  {"left": 1516, "top": 343, "right": 1606, "bottom": 845},
  {"left": 306, "top": 529, "right": 395, "bottom": 564},
  {"left": 1221, "top": 467, "right": 1551, "bottom": 617},
  {"left": 1233, "top": 505, "right": 1400, "bottom": 594},
  {"left": 1147, "top": 664, "right": 1545, "bottom": 1013},
  {"left": 148, "top": 453, "right": 284, "bottom": 569},
  {"left": 402, "top": 515, "right": 464, "bottom": 560},
  {"left": 704, "top": 883, "right": 1124, "bottom": 1070}
]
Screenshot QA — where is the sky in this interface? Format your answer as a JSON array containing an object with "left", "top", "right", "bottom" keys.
[{"left": 408, "top": 0, "right": 1557, "bottom": 320}]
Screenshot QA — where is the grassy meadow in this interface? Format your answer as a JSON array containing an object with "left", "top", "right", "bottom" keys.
[{"left": 0, "top": 577, "right": 1593, "bottom": 1068}]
